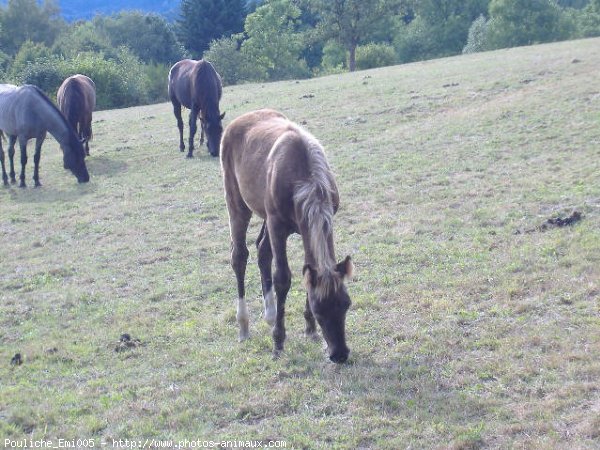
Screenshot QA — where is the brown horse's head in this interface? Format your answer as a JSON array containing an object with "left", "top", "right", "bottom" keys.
[
  {"left": 303, "top": 256, "right": 353, "bottom": 363},
  {"left": 203, "top": 111, "right": 225, "bottom": 157}
]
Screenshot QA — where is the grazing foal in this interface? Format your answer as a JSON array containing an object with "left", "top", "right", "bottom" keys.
[{"left": 221, "top": 109, "right": 353, "bottom": 363}]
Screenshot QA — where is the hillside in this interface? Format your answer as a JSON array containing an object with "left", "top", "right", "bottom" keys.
[{"left": 1, "top": 38, "right": 599, "bottom": 447}]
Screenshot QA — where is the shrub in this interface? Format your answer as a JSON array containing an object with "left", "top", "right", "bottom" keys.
[
  {"left": 463, "top": 15, "right": 490, "bottom": 54},
  {"left": 355, "top": 42, "right": 397, "bottom": 70},
  {"left": 320, "top": 40, "right": 346, "bottom": 73},
  {"left": 204, "top": 36, "right": 264, "bottom": 85}
]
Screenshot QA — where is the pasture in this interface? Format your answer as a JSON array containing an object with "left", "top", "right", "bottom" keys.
[{"left": 1, "top": 38, "right": 600, "bottom": 448}]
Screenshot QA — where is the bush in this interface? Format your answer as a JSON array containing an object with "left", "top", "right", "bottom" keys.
[
  {"left": 486, "top": 0, "right": 569, "bottom": 50},
  {"left": 393, "top": 17, "right": 434, "bottom": 63},
  {"left": 463, "top": 15, "right": 490, "bottom": 54},
  {"left": 66, "top": 49, "right": 149, "bottom": 109},
  {"left": 144, "top": 63, "right": 170, "bottom": 103},
  {"left": 12, "top": 47, "right": 150, "bottom": 109},
  {"left": 355, "top": 42, "right": 397, "bottom": 70},
  {"left": 204, "top": 36, "right": 264, "bottom": 85},
  {"left": 320, "top": 40, "right": 346, "bottom": 73},
  {"left": 19, "top": 56, "right": 65, "bottom": 95}
]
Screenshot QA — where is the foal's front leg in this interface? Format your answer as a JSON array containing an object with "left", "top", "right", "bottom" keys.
[
  {"left": 256, "top": 221, "right": 276, "bottom": 326},
  {"left": 268, "top": 219, "right": 292, "bottom": 358}
]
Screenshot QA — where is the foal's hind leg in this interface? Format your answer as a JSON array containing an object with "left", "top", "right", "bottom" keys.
[
  {"left": 256, "top": 221, "right": 276, "bottom": 326},
  {"left": 172, "top": 100, "right": 185, "bottom": 152},
  {"left": 0, "top": 138, "right": 8, "bottom": 185},
  {"left": 228, "top": 204, "right": 253, "bottom": 341}
]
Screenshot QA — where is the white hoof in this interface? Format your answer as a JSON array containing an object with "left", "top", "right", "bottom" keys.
[
  {"left": 236, "top": 298, "right": 249, "bottom": 341},
  {"left": 264, "top": 290, "right": 276, "bottom": 326}
]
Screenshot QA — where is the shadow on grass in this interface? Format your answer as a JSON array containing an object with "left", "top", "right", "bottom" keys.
[
  {"left": 6, "top": 180, "right": 96, "bottom": 204},
  {"left": 85, "top": 155, "right": 128, "bottom": 178}
]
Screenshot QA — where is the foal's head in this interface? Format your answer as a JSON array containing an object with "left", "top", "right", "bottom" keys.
[
  {"left": 203, "top": 112, "right": 225, "bottom": 157},
  {"left": 304, "top": 256, "right": 353, "bottom": 363}
]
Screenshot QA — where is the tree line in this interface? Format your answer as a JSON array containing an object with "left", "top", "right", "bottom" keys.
[{"left": 1, "top": 0, "right": 599, "bottom": 109}]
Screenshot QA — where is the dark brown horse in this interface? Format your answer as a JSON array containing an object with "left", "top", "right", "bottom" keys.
[
  {"left": 168, "top": 59, "right": 225, "bottom": 158},
  {"left": 0, "top": 84, "right": 89, "bottom": 187},
  {"left": 57, "top": 74, "right": 96, "bottom": 157},
  {"left": 221, "top": 109, "right": 353, "bottom": 363}
]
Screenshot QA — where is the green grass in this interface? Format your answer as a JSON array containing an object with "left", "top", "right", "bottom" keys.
[{"left": 1, "top": 38, "right": 600, "bottom": 448}]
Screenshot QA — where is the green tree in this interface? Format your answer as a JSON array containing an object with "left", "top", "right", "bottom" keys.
[
  {"left": 204, "top": 35, "right": 263, "bottom": 85},
  {"left": 571, "top": 0, "right": 600, "bottom": 36},
  {"left": 93, "top": 12, "right": 186, "bottom": 65},
  {"left": 53, "top": 22, "right": 114, "bottom": 58},
  {"left": 462, "top": 14, "right": 490, "bottom": 53},
  {"left": 304, "top": 0, "right": 406, "bottom": 71},
  {"left": 393, "top": 0, "right": 488, "bottom": 62},
  {"left": 0, "top": 0, "right": 65, "bottom": 56},
  {"left": 241, "top": 0, "right": 310, "bottom": 80},
  {"left": 486, "top": 0, "right": 568, "bottom": 49},
  {"left": 177, "top": 0, "right": 246, "bottom": 58}
]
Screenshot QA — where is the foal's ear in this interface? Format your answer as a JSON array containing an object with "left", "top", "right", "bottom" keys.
[
  {"left": 220, "top": 112, "right": 226, "bottom": 120},
  {"left": 336, "top": 256, "right": 354, "bottom": 281},
  {"left": 303, "top": 264, "right": 317, "bottom": 289}
]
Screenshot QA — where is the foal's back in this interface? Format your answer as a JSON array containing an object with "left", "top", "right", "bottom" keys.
[{"left": 220, "top": 109, "right": 314, "bottom": 220}]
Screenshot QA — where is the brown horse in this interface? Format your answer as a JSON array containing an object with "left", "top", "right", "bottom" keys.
[
  {"left": 221, "top": 109, "right": 353, "bottom": 363},
  {"left": 168, "top": 59, "right": 225, "bottom": 158},
  {"left": 57, "top": 74, "right": 96, "bottom": 157}
]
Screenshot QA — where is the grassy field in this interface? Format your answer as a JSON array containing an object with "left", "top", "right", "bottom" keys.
[{"left": 1, "top": 38, "right": 600, "bottom": 449}]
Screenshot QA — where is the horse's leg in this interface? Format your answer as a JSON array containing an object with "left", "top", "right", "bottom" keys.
[
  {"left": 32, "top": 137, "right": 44, "bottom": 187},
  {"left": 8, "top": 135, "right": 17, "bottom": 184},
  {"left": 199, "top": 116, "right": 205, "bottom": 146},
  {"left": 187, "top": 107, "right": 198, "bottom": 158},
  {"left": 267, "top": 218, "right": 292, "bottom": 358},
  {"left": 228, "top": 204, "right": 252, "bottom": 341},
  {"left": 256, "top": 221, "right": 276, "bottom": 326},
  {"left": 304, "top": 295, "right": 319, "bottom": 340},
  {"left": 18, "top": 137, "right": 28, "bottom": 188},
  {"left": 0, "top": 137, "right": 8, "bottom": 186},
  {"left": 172, "top": 100, "right": 185, "bottom": 152}
]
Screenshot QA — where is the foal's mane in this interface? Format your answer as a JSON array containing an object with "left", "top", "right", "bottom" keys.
[{"left": 292, "top": 128, "right": 340, "bottom": 294}]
